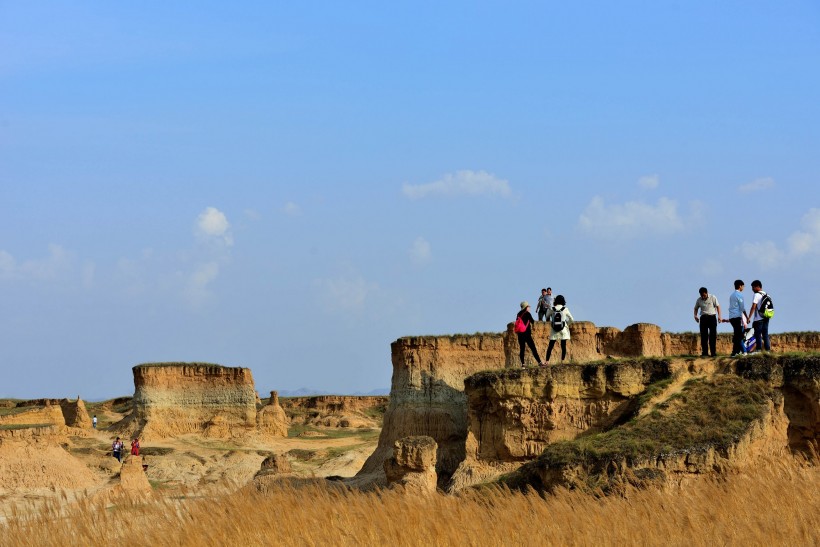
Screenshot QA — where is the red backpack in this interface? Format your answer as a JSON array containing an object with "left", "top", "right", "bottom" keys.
[{"left": 514, "top": 315, "right": 529, "bottom": 333}]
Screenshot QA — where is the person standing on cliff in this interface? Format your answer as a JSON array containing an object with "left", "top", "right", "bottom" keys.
[
  {"left": 694, "top": 287, "right": 722, "bottom": 357},
  {"left": 545, "top": 295, "right": 574, "bottom": 363},
  {"left": 131, "top": 438, "right": 140, "bottom": 456},
  {"left": 516, "top": 301, "right": 545, "bottom": 367},
  {"left": 748, "top": 280, "right": 771, "bottom": 353},
  {"left": 535, "top": 288, "right": 554, "bottom": 322},
  {"left": 725, "top": 279, "right": 749, "bottom": 357},
  {"left": 92, "top": 415, "right": 97, "bottom": 429}
]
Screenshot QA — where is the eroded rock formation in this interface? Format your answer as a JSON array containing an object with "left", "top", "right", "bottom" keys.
[
  {"left": 384, "top": 436, "right": 438, "bottom": 494},
  {"left": 121, "top": 363, "right": 258, "bottom": 440},
  {"left": 256, "top": 391, "right": 289, "bottom": 437},
  {"left": 357, "top": 323, "right": 820, "bottom": 489},
  {"left": 281, "top": 395, "right": 387, "bottom": 428}
]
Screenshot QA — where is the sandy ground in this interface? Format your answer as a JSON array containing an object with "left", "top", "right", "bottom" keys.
[{"left": 0, "top": 424, "right": 380, "bottom": 520}]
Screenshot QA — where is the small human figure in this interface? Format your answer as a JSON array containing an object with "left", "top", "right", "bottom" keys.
[
  {"left": 112, "top": 437, "right": 123, "bottom": 462},
  {"left": 130, "top": 438, "right": 140, "bottom": 456},
  {"left": 536, "top": 288, "right": 554, "bottom": 322},
  {"left": 92, "top": 415, "right": 97, "bottom": 429},
  {"left": 725, "top": 279, "right": 749, "bottom": 357},
  {"left": 748, "top": 280, "right": 771, "bottom": 353},
  {"left": 516, "top": 301, "right": 545, "bottom": 367},
  {"left": 693, "top": 287, "right": 722, "bottom": 357},
  {"left": 545, "top": 295, "right": 574, "bottom": 363}
]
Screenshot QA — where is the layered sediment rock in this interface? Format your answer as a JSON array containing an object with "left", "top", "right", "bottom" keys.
[
  {"left": 0, "top": 403, "right": 65, "bottom": 428},
  {"left": 448, "top": 360, "right": 672, "bottom": 491},
  {"left": 60, "top": 397, "right": 92, "bottom": 428},
  {"left": 256, "top": 391, "right": 289, "bottom": 437},
  {"left": 384, "top": 436, "right": 438, "bottom": 494},
  {"left": 128, "top": 363, "right": 258, "bottom": 439},
  {"left": 357, "top": 334, "right": 506, "bottom": 485},
  {"left": 357, "top": 322, "right": 820, "bottom": 489},
  {"left": 281, "top": 395, "right": 387, "bottom": 428}
]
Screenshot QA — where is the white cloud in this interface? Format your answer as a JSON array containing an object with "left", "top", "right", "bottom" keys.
[
  {"left": 638, "top": 174, "right": 659, "bottom": 189},
  {"left": 738, "top": 177, "right": 774, "bottom": 193},
  {"left": 577, "top": 196, "right": 686, "bottom": 240},
  {"left": 402, "top": 170, "right": 511, "bottom": 200},
  {"left": 409, "top": 237, "right": 432, "bottom": 265},
  {"left": 738, "top": 208, "right": 820, "bottom": 269},
  {"left": 315, "top": 275, "right": 379, "bottom": 313},
  {"left": 738, "top": 240, "right": 785, "bottom": 269},
  {"left": 183, "top": 261, "right": 220, "bottom": 307},
  {"left": 195, "top": 207, "right": 233, "bottom": 246},
  {"left": 283, "top": 202, "right": 302, "bottom": 216},
  {"left": 0, "top": 244, "right": 74, "bottom": 281}
]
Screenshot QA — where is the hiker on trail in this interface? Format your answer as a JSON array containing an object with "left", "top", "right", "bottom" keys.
[
  {"left": 725, "top": 279, "right": 749, "bottom": 357},
  {"left": 131, "top": 438, "right": 140, "bottom": 456},
  {"left": 112, "top": 437, "right": 123, "bottom": 462},
  {"left": 748, "top": 280, "right": 771, "bottom": 353},
  {"left": 536, "top": 288, "right": 554, "bottom": 322},
  {"left": 694, "top": 287, "right": 722, "bottom": 357},
  {"left": 545, "top": 295, "right": 574, "bottom": 363},
  {"left": 92, "top": 415, "right": 97, "bottom": 429},
  {"left": 515, "top": 301, "right": 545, "bottom": 368}
]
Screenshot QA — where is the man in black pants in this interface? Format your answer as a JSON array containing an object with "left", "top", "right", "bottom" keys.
[{"left": 694, "top": 287, "right": 722, "bottom": 357}]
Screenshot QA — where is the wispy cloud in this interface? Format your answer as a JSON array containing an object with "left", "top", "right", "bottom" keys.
[
  {"left": 283, "top": 202, "right": 302, "bottom": 216},
  {"left": 738, "top": 208, "right": 820, "bottom": 269},
  {"left": 315, "top": 275, "right": 380, "bottom": 312},
  {"left": 402, "top": 170, "right": 511, "bottom": 200},
  {"left": 195, "top": 206, "right": 233, "bottom": 246},
  {"left": 638, "top": 174, "right": 659, "bottom": 189},
  {"left": 183, "top": 261, "right": 221, "bottom": 307},
  {"left": 577, "top": 196, "right": 691, "bottom": 240},
  {"left": 409, "top": 237, "right": 432, "bottom": 265},
  {"left": 738, "top": 177, "right": 774, "bottom": 193},
  {"left": 0, "top": 244, "right": 75, "bottom": 281}
]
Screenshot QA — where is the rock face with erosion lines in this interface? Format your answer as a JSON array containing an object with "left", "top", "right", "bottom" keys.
[
  {"left": 120, "top": 363, "right": 261, "bottom": 440},
  {"left": 356, "top": 323, "right": 820, "bottom": 489},
  {"left": 384, "top": 436, "right": 438, "bottom": 494}
]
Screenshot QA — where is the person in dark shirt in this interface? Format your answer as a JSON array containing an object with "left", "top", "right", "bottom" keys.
[{"left": 516, "top": 301, "right": 544, "bottom": 367}]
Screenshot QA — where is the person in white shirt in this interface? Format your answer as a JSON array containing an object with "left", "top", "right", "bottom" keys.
[
  {"left": 694, "top": 287, "right": 722, "bottom": 357},
  {"left": 748, "top": 279, "right": 771, "bottom": 352}
]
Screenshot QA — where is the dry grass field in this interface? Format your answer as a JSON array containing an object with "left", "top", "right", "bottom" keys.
[{"left": 2, "top": 455, "right": 818, "bottom": 546}]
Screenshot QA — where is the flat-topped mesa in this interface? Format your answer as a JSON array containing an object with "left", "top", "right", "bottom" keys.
[{"left": 131, "top": 363, "right": 258, "bottom": 439}]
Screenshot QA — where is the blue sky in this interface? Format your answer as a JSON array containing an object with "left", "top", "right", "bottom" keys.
[{"left": 1, "top": 1, "right": 819, "bottom": 399}]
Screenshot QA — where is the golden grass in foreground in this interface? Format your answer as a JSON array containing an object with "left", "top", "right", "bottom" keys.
[{"left": 3, "top": 458, "right": 819, "bottom": 546}]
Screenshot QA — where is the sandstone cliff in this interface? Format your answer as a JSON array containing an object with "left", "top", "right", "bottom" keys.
[
  {"left": 356, "top": 334, "right": 506, "bottom": 486},
  {"left": 357, "top": 323, "right": 819, "bottom": 489},
  {"left": 256, "top": 391, "right": 289, "bottom": 437},
  {"left": 280, "top": 395, "right": 387, "bottom": 428},
  {"left": 120, "top": 363, "right": 258, "bottom": 440}
]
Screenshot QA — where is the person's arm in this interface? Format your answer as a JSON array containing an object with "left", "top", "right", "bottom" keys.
[
  {"left": 694, "top": 301, "right": 700, "bottom": 322},
  {"left": 716, "top": 304, "right": 722, "bottom": 323}
]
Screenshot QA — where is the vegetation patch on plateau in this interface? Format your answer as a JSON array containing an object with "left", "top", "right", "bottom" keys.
[{"left": 539, "top": 375, "right": 774, "bottom": 468}]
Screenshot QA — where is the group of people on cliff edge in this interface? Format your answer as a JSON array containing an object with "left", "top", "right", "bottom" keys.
[
  {"left": 693, "top": 279, "right": 774, "bottom": 358},
  {"left": 515, "top": 290, "right": 574, "bottom": 368}
]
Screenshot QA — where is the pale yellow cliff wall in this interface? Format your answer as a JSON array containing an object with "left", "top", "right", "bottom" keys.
[
  {"left": 357, "top": 323, "right": 820, "bottom": 486},
  {"left": 131, "top": 364, "right": 258, "bottom": 439}
]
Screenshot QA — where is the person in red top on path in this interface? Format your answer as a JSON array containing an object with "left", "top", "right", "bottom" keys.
[{"left": 130, "top": 438, "right": 140, "bottom": 456}]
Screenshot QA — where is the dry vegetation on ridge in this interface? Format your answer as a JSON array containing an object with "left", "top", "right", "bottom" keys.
[{"left": 2, "top": 454, "right": 819, "bottom": 546}]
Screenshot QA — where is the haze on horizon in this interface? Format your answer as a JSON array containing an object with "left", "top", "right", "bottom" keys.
[{"left": 1, "top": 2, "right": 819, "bottom": 400}]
